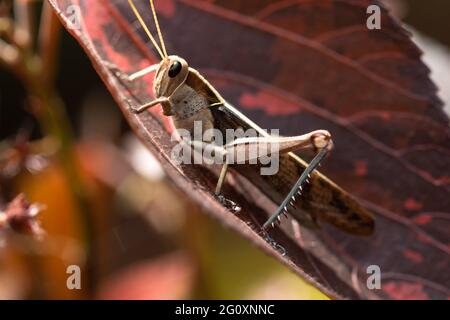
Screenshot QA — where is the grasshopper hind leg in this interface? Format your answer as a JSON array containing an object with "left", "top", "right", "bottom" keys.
[{"left": 263, "top": 132, "right": 333, "bottom": 230}]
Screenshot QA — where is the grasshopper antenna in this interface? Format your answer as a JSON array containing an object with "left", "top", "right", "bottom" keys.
[
  {"left": 150, "top": 0, "right": 168, "bottom": 58},
  {"left": 128, "top": 0, "right": 166, "bottom": 59}
]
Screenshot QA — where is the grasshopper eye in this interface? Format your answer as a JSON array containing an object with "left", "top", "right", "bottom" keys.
[{"left": 168, "top": 61, "right": 182, "bottom": 78}]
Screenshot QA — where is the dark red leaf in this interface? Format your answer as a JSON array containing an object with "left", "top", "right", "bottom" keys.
[{"left": 47, "top": 0, "right": 450, "bottom": 299}]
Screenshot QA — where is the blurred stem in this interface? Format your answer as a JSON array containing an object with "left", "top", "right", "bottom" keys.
[
  {"left": 38, "top": 1, "right": 60, "bottom": 84},
  {"left": 13, "top": 0, "right": 33, "bottom": 49},
  {"left": 25, "top": 66, "right": 97, "bottom": 297},
  {"left": 1, "top": 1, "right": 97, "bottom": 296},
  {"left": 34, "top": 6, "right": 96, "bottom": 296}
]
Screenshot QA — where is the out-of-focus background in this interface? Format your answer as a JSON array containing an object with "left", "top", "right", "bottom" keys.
[{"left": 0, "top": 0, "right": 449, "bottom": 299}]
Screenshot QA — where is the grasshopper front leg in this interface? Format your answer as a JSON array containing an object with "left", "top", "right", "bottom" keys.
[
  {"left": 105, "top": 63, "right": 169, "bottom": 113},
  {"left": 106, "top": 62, "right": 159, "bottom": 83},
  {"left": 127, "top": 64, "right": 159, "bottom": 81},
  {"left": 129, "top": 97, "right": 170, "bottom": 113}
]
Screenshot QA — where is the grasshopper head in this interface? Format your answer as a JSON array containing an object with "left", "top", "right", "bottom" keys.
[{"left": 154, "top": 55, "right": 189, "bottom": 99}]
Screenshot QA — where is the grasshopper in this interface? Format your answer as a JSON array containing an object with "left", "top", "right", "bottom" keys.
[{"left": 123, "top": 0, "right": 374, "bottom": 235}]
